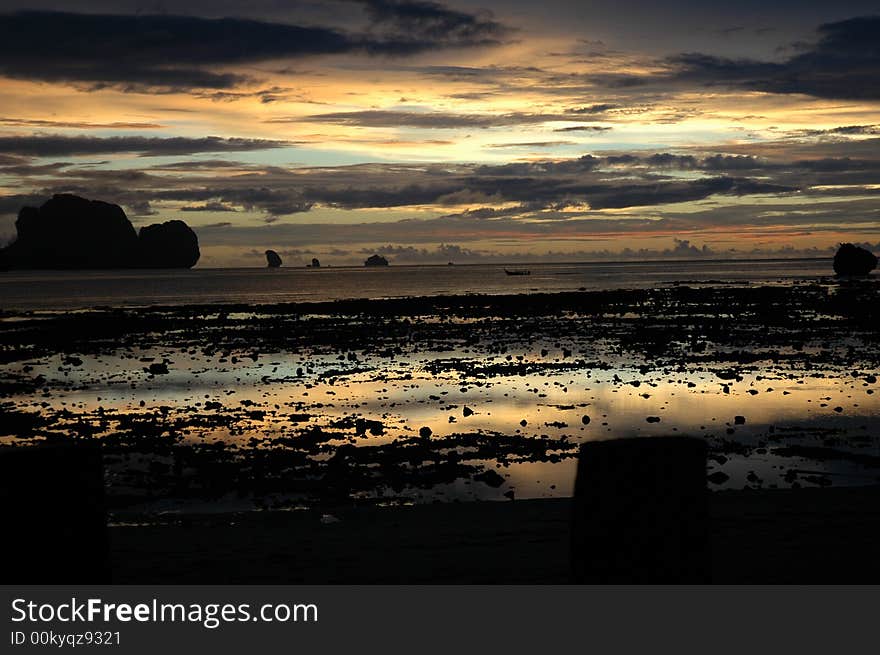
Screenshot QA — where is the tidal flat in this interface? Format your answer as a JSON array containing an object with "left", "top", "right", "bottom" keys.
[{"left": 2, "top": 280, "right": 879, "bottom": 519}]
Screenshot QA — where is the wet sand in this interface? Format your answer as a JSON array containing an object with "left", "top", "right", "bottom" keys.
[
  {"left": 3, "top": 281, "right": 880, "bottom": 511},
  {"left": 110, "top": 485, "right": 880, "bottom": 584}
]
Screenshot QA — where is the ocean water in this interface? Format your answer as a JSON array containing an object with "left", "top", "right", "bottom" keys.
[{"left": 0, "top": 258, "right": 832, "bottom": 311}]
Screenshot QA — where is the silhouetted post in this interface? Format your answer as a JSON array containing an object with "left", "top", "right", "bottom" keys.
[
  {"left": 0, "top": 443, "right": 109, "bottom": 583},
  {"left": 571, "top": 437, "right": 709, "bottom": 583}
]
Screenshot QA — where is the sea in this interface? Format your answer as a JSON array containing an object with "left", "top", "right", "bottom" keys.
[{"left": 0, "top": 258, "right": 833, "bottom": 311}]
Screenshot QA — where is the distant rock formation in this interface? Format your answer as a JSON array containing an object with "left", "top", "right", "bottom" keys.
[
  {"left": 139, "top": 221, "right": 200, "bottom": 269},
  {"left": 364, "top": 254, "right": 389, "bottom": 267},
  {"left": 2, "top": 194, "right": 138, "bottom": 269},
  {"left": 265, "top": 250, "right": 282, "bottom": 268},
  {"left": 0, "top": 194, "right": 200, "bottom": 270},
  {"left": 310, "top": 257, "right": 321, "bottom": 268},
  {"left": 833, "top": 243, "right": 877, "bottom": 276}
]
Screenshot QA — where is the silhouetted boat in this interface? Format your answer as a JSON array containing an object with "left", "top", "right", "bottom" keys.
[{"left": 504, "top": 268, "right": 531, "bottom": 276}]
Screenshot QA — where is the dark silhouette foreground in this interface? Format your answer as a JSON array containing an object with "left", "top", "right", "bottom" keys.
[
  {"left": 0, "top": 194, "right": 199, "bottom": 269},
  {"left": 105, "top": 487, "right": 880, "bottom": 583},
  {"left": 571, "top": 437, "right": 709, "bottom": 583},
  {"left": 833, "top": 243, "right": 877, "bottom": 276},
  {"left": 0, "top": 444, "right": 109, "bottom": 583}
]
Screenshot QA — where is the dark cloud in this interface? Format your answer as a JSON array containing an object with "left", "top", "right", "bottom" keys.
[
  {"left": 668, "top": 15, "right": 880, "bottom": 100},
  {"left": 140, "top": 186, "right": 314, "bottom": 216},
  {"left": 0, "top": 8, "right": 509, "bottom": 91},
  {"left": 795, "top": 124, "right": 880, "bottom": 137},
  {"left": 180, "top": 202, "right": 239, "bottom": 212},
  {"left": 298, "top": 110, "right": 613, "bottom": 129},
  {"left": 355, "top": 0, "right": 509, "bottom": 50},
  {"left": 307, "top": 183, "right": 460, "bottom": 209},
  {"left": 487, "top": 141, "right": 576, "bottom": 148},
  {"left": 565, "top": 104, "right": 619, "bottom": 114},
  {"left": 0, "top": 118, "right": 165, "bottom": 129},
  {"left": 0, "top": 160, "right": 74, "bottom": 177},
  {"left": 11, "top": 146, "right": 872, "bottom": 226},
  {"left": 472, "top": 155, "right": 600, "bottom": 176},
  {"left": 601, "top": 151, "right": 880, "bottom": 180},
  {"left": 0, "top": 135, "right": 291, "bottom": 157},
  {"left": 0, "top": 11, "right": 345, "bottom": 90},
  {"left": 553, "top": 126, "right": 613, "bottom": 133},
  {"left": 581, "top": 177, "right": 793, "bottom": 210}
]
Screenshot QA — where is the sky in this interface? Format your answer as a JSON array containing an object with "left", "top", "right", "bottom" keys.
[{"left": 0, "top": 0, "right": 879, "bottom": 267}]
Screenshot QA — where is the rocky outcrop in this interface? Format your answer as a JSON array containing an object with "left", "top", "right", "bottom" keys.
[
  {"left": 265, "top": 250, "right": 282, "bottom": 268},
  {"left": 364, "top": 254, "right": 389, "bottom": 267},
  {"left": 139, "top": 221, "right": 200, "bottom": 269},
  {"left": 0, "top": 194, "right": 200, "bottom": 270},
  {"left": 833, "top": 243, "right": 877, "bottom": 276},
  {"left": 1, "top": 194, "right": 139, "bottom": 269}
]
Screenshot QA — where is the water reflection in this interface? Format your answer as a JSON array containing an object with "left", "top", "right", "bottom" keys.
[{"left": 4, "top": 337, "right": 879, "bottom": 511}]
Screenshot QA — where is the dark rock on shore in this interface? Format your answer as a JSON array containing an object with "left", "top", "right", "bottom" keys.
[
  {"left": 364, "top": 254, "right": 389, "bottom": 267},
  {"left": 139, "top": 221, "right": 200, "bottom": 269},
  {"left": 147, "top": 362, "right": 169, "bottom": 375},
  {"left": 833, "top": 243, "right": 877, "bottom": 276},
  {"left": 474, "top": 469, "right": 505, "bottom": 488},
  {"left": 265, "top": 250, "right": 282, "bottom": 268},
  {"left": 0, "top": 194, "right": 200, "bottom": 270},
  {"left": 310, "top": 258, "right": 321, "bottom": 268}
]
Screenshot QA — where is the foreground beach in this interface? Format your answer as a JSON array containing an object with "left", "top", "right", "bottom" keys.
[
  {"left": 3, "top": 280, "right": 880, "bottom": 582},
  {"left": 110, "top": 486, "right": 880, "bottom": 584}
]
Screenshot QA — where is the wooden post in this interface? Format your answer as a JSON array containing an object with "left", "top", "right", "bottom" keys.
[
  {"left": 571, "top": 437, "right": 709, "bottom": 583},
  {"left": 0, "top": 443, "right": 109, "bottom": 583}
]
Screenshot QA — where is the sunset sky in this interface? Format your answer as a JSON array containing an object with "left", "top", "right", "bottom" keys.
[{"left": 0, "top": 0, "right": 879, "bottom": 266}]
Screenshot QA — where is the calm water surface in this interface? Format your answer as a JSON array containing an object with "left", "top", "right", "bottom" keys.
[{"left": 0, "top": 258, "right": 831, "bottom": 311}]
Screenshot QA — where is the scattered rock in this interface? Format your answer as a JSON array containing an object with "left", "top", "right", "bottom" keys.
[
  {"left": 474, "top": 469, "right": 505, "bottom": 488},
  {"left": 355, "top": 418, "right": 385, "bottom": 436},
  {"left": 364, "top": 254, "right": 389, "bottom": 267},
  {"left": 265, "top": 250, "right": 282, "bottom": 268}
]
